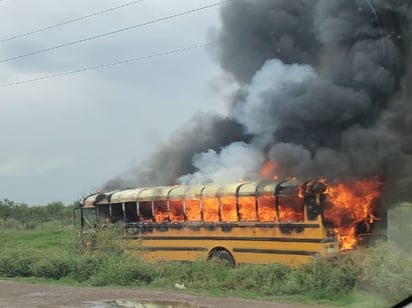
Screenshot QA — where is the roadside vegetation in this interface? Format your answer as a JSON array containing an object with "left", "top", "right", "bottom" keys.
[
  {"left": 0, "top": 199, "right": 73, "bottom": 231},
  {"left": 0, "top": 226, "right": 410, "bottom": 306},
  {"left": 0, "top": 201, "right": 410, "bottom": 306}
]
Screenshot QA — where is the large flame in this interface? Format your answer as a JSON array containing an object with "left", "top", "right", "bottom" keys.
[
  {"left": 323, "top": 179, "right": 382, "bottom": 250},
  {"left": 156, "top": 161, "right": 382, "bottom": 251}
]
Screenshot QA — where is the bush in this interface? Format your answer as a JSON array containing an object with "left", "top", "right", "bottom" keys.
[
  {"left": 351, "top": 241, "right": 412, "bottom": 305},
  {"left": 70, "top": 255, "right": 103, "bottom": 282},
  {"left": 8, "top": 228, "right": 410, "bottom": 304},
  {"left": 0, "top": 250, "right": 38, "bottom": 277},
  {"left": 92, "top": 227, "right": 125, "bottom": 256},
  {"left": 4, "top": 218, "right": 22, "bottom": 230},
  {"left": 32, "top": 256, "right": 72, "bottom": 279},
  {"left": 151, "top": 257, "right": 358, "bottom": 300},
  {"left": 282, "top": 256, "right": 359, "bottom": 299},
  {"left": 89, "top": 256, "right": 156, "bottom": 287}
]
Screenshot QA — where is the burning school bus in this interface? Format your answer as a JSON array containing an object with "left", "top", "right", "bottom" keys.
[{"left": 77, "top": 178, "right": 353, "bottom": 266}]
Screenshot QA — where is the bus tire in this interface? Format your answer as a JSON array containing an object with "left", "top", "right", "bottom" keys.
[{"left": 209, "top": 249, "right": 235, "bottom": 267}]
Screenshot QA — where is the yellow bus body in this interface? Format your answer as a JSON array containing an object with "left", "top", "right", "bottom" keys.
[{"left": 80, "top": 179, "right": 338, "bottom": 266}]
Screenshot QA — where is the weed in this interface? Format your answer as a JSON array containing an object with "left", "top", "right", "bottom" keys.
[
  {"left": 350, "top": 241, "right": 412, "bottom": 305},
  {"left": 1, "top": 229, "right": 409, "bottom": 305},
  {"left": 88, "top": 255, "right": 156, "bottom": 286},
  {"left": 32, "top": 256, "right": 72, "bottom": 279},
  {"left": 0, "top": 249, "right": 39, "bottom": 277}
]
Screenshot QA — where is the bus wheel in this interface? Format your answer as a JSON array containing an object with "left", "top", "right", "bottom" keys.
[{"left": 209, "top": 249, "right": 235, "bottom": 267}]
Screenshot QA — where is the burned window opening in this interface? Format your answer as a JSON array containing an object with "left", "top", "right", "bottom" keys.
[
  {"left": 257, "top": 194, "right": 276, "bottom": 222},
  {"left": 169, "top": 199, "right": 185, "bottom": 222},
  {"left": 154, "top": 200, "right": 169, "bottom": 222},
  {"left": 139, "top": 201, "right": 154, "bottom": 221},
  {"left": 125, "top": 202, "right": 138, "bottom": 223}
]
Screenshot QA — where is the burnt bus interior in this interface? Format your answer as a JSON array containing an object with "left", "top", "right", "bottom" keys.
[{"left": 86, "top": 179, "right": 327, "bottom": 226}]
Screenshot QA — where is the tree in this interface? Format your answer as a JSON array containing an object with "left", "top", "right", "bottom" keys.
[
  {"left": 0, "top": 199, "right": 15, "bottom": 228},
  {"left": 44, "top": 201, "right": 65, "bottom": 217}
]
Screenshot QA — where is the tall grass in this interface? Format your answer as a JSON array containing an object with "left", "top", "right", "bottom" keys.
[
  {"left": 350, "top": 241, "right": 412, "bottom": 305},
  {"left": 0, "top": 229, "right": 407, "bottom": 305}
]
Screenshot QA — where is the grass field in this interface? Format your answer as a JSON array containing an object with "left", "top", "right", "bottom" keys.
[
  {"left": 0, "top": 227, "right": 409, "bottom": 307},
  {"left": 0, "top": 228, "right": 75, "bottom": 253}
]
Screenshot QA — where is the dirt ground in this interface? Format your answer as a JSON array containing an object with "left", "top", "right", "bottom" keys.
[{"left": 0, "top": 280, "right": 318, "bottom": 308}]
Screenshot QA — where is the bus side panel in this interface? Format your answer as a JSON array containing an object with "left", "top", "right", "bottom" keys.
[{"left": 122, "top": 220, "right": 336, "bottom": 266}]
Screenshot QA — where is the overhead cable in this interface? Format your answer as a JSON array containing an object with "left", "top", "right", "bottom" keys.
[
  {"left": 0, "top": 43, "right": 213, "bottom": 88},
  {"left": 0, "top": 0, "right": 145, "bottom": 43},
  {"left": 0, "top": 1, "right": 230, "bottom": 63}
]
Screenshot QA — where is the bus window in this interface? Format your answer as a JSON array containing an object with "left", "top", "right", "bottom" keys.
[
  {"left": 169, "top": 199, "right": 185, "bottom": 221},
  {"left": 257, "top": 194, "right": 276, "bottom": 222},
  {"left": 220, "top": 196, "right": 237, "bottom": 222},
  {"left": 238, "top": 196, "right": 257, "bottom": 221},
  {"left": 139, "top": 201, "right": 154, "bottom": 221},
  {"left": 125, "top": 202, "right": 138, "bottom": 222},
  {"left": 82, "top": 207, "right": 96, "bottom": 229},
  {"left": 96, "top": 205, "right": 110, "bottom": 223},
  {"left": 110, "top": 203, "right": 124, "bottom": 223},
  {"left": 185, "top": 199, "right": 201, "bottom": 221},
  {"left": 202, "top": 198, "right": 219, "bottom": 222},
  {"left": 278, "top": 196, "right": 304, "bottom": 222},
  {"left": 154, "top": 200, "right": 169, "bottom": 222}
]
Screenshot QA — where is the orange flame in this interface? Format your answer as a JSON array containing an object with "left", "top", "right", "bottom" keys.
[
  {"left": 324, "top": 179, "right": 382, "bottom": 250},
  {"left": 185, "top": 199, "right": 201, "bottom": 221},
  {"left": 202, "top": 198, "right": 219, "bottom": 222},
  {"left": 145, "top": 176, "right": 382, "bottom": 251},
  {"left": 220, "top": 196, "right": 238, "bottom": 221},
  {"left": 169, "top": 200, "right": 185, "bottom": 221},
  {"left": 154, "top": 200, "right": 169, "bottom": 222},
  {"left": 260, "top": 161, "right": 279, "bottom": 180},
  {"left": 278, "top": 195, "right": 304, "bottom": 222},
  {"left": 257, "top": 194, "right": 276, "bottom": 221},
  {"left": 238, "top": 196, "right": 257, "bottom": 221}
]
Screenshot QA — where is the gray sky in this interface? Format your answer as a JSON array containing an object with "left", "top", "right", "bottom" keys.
[{"left": 0, "top": 0, "right": 235, "bottom": 205}]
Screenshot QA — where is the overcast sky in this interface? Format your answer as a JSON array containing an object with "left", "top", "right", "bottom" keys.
[{"left": 0, "top": 0, "right": 235, "bottom": 205}]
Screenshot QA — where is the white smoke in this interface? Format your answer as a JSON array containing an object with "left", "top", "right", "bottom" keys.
[{"left": 178, "top": 141, "right": 264, "bottom": 184}]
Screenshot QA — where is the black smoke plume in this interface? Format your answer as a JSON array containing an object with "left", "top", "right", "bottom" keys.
[{"left": 106, "top": 0, "right": 412, "bottom": 203}]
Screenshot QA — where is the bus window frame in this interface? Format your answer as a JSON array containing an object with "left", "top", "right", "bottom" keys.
[{"left": 81, "top": 207, "right": 97, "bottom": 230}]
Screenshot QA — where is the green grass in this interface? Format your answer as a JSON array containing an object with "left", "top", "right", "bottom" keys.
[
  {"left": 0, "top": 228, "right": 75, "bottom": 253},
  {"left": 335, "top": 291, "right": 388, "bottom": 308},
  {"left": 0, "top": 229, "right": 406, "bottom": 307}
]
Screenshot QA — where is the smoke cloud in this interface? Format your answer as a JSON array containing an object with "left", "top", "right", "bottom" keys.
[
  {"left": 104, "top": 113, "right": 249, "bottom": 190},
  {"left": 178, "top": 141, "right": 264, "bottom": 184},
  {"left": 106, "top": 0, "right": 412, "bottom": 203}
]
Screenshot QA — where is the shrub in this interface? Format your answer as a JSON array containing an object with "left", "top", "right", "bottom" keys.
[
  {"left": 351, "top": 241, "right": 412, "bottom": 305},
  {"left": 93, "top": 227, "right": 126, "bottom": 256},
  {"left": 89, "top": 256, "right": 156, "bottom": 287},
  {"left": 0, "top": 250, "right": 38, "bottom": 277},
  {"left": 31, "top": 256, "right": 72, "bottom": 279},
  {"left": 4, "top": 218, "right": 21, "bottom": 230},
  {"left": 282, "top": 256, "right": 359, "bottom": 299},
  {"left": 70, "top": 255, "right": 103, "bottom": 282}
]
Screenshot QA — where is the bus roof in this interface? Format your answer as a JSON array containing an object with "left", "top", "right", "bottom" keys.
[{"left": 83, "top": 179, "right": 302, "bottom": 205}]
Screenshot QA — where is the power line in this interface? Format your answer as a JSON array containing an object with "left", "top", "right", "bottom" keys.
[
  {"left": 0, "top": 0, "right": 145, "bottom": 43},
  {"left": 0, "top": 1, "right": 229, "bottom": 63},
  {"left": 0, "top": 43, "right": 214, "bottom": 88}
]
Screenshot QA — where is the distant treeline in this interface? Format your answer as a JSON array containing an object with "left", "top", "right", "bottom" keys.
[{"left": 0, "top": 199, "right": 75, "bottom": 229}]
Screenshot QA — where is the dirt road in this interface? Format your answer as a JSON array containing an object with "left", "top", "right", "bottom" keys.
[{"left": 0, "top": 280, "right": 316, "bottom": 308}]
